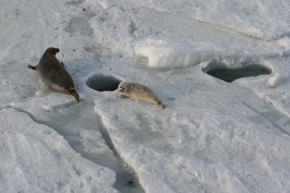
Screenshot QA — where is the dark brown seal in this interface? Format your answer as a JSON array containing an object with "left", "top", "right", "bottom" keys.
[{"left": 28, "top": 47, "right": 80, "bottom": 102}]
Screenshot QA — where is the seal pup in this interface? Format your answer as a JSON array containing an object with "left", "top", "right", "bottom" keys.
[
  {"left": 28, "top": 47, "right": 80, "bottom": 102},
  {"left": 118, "top": 81, "right": 165, "bottom": 109}
]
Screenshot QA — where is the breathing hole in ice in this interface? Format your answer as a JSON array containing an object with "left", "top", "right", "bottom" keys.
[
  {"left": 205, "top": 64, "right": 271, "bottom": 83},
  {"left": 86, "top": 74, "right": 121, "bottom": 92}
]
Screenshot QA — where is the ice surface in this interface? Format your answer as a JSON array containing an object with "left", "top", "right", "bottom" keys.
[
  {"left": 94, "top": 65, "right": 290, "bottom": 192},
  {"left": 1, "top": 0, "right": 290, "bottom": 192},
  {"left": 11, "top": 99, "right": 145, "bottom": 193},
  {"left": 0, "top": 108, "right": 116, "bottom": 193},
  {"left": 116, "top": 0, "right": 290, "bottom": 40}
]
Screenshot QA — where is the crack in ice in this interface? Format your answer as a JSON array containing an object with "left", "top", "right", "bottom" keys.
[{"left": 9, "top": 103, "right": 145, "bottom": 193}]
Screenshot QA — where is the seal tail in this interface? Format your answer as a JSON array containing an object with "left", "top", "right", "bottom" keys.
[
  {"left": 28, "top": 64, "right": 37, "bottom": 71},
  {"left": 69, "top": 89, "right": 80, "bottom": 102}
]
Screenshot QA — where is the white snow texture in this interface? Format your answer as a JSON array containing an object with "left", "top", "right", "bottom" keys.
[{"left": 0, "top": 0, "right": 290, "bottom": 193}]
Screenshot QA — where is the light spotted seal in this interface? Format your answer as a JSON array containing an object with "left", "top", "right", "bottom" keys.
[
  {"left": 28, "top": 47, "right": 80, "bottom": 102},
  {"left": 118, "top": 81, "right": 165, "bottom": 109}
]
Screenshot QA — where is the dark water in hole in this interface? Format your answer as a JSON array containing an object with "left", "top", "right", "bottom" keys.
[
  {"left": 206, "top": 65, "right": 271, "bottom": 82},
  {"left": 86, "top": 74, "right": 121, "bottom": 92}
]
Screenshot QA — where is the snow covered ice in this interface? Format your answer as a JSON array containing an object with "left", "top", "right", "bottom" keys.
[{"left": 1, "top": 0, "right": 290, "bottom": 192}]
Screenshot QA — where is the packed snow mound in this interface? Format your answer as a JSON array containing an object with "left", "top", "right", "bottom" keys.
[
  {"left": 277, "top": 36, "right": 290, "bottom": 49},
  {"left": 0, "top": 108, "right": 117, "bottom": 193},
  {"left": 135, "top": 38, "right": 278, "bottom": 69}
]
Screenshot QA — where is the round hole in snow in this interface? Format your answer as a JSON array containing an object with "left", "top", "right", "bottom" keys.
[
  {"left": 205, "top": 64, "right": 271, "bottom": 83},
  {"left": 86, "top": 74, "right": 121, "bottom": 92}
]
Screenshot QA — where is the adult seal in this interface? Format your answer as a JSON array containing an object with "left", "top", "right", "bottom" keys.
[
  {"left": 28, "top": 47, "right": 80, "bottom": 102},
  {"left": 118, "top": 81, "right": 165, "bottom": 109}
]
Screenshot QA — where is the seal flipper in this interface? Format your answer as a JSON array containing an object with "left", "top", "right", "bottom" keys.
[
  {"left": 118, "top": 94, "right": 128, "bottom": 98},
  {"left": 158, "top": 102, "right": 165, "bottom": 109},
  {"left": 69, "top": 89, "right": 80, "bottom": 102},
  {"left": 154, "top": 97, "right": 165, "bottom": 109},
  {"left": 28, "top": 64, "right": 37, "bottom": 71}
]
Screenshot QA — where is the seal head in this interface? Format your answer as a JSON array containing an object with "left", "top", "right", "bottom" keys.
[
  {"left": 118, "top": 81, "right": 127, "bottom": 92},
  {"left": 46, "top": 47, "right": 60, "bottom": 55}
]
